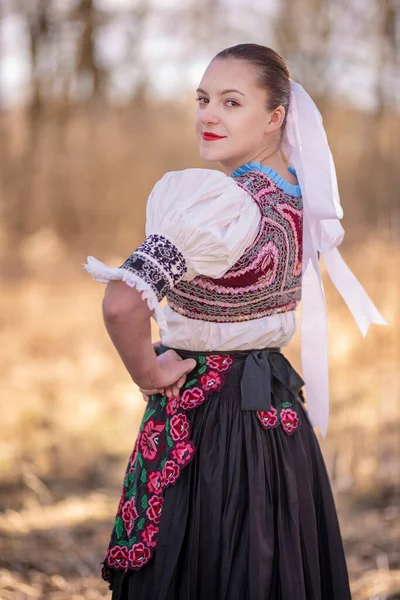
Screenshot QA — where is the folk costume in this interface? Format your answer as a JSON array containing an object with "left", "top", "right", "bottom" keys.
[{"left": 84, "top": 81, "right": 386, "bottom": 600}]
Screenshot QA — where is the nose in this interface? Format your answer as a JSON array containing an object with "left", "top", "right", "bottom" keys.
[{"left": 200, "top": 104, "right": 220, "bottom": 125}]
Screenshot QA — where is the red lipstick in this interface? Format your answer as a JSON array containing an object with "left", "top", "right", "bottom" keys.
[{"left": 202, "top": 132, "right": 226, "bottom": 141}]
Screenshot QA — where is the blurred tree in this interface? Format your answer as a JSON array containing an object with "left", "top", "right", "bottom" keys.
[{"left": 0, "top": 0, "right": 399, "bottom": 253}]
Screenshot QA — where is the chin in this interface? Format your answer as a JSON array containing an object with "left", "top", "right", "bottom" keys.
[{"left": 199, "top": 147, "right": 230, "bottom": 164}]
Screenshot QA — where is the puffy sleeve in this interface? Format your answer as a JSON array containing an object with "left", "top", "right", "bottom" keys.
[{"left": 84, "top": 168, "right": 261, "bottom": 329}]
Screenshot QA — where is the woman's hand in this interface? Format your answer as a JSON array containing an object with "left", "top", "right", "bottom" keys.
[{"left": 139, "top": 349, "right": 196, "bottom": 400}]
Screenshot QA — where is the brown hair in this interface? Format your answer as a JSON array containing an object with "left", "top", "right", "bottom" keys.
[{"left": 212, "top": 43, "right": 291, "bottom": 133}]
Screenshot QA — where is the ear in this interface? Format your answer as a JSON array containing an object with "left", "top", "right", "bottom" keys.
[{"left": 265, "top": 105, "right": 286, "bottom": 134}]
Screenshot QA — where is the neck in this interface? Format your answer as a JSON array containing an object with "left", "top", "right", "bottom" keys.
[{"left": 222, "top": 145, "right": 287, "bottom": 176}]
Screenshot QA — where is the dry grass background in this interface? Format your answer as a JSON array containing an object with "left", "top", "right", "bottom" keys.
[{"left": 0, "top": 104, "right": 399, "bottom": 599}]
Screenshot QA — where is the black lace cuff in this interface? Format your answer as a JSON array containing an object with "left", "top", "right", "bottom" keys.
[{"left": 119, "top": 234, "right": 187, "bottom": 301}]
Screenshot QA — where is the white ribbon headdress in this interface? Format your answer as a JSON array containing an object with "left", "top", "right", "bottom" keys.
[{"left": 281, "top": 80, "right": 388, "bottom": 438}]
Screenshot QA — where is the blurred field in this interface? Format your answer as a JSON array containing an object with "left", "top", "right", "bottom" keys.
[
  {"left": 1, "top": 1, "right": 399, "bottom": 596},
  {"left": 0, "top": 230, "right": 399, "bottom": 599}
]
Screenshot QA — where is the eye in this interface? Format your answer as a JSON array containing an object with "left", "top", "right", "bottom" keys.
[
  {"left": 225, "top": 99, "right": 240, "bottom": 107},
  {"left": 196, "top": 97, "right": 209, "bottom": 104}
]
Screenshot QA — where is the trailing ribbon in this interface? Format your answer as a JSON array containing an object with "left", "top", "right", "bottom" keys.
[{"left": 282, "top": 80, "right": 388, "bottom": 438}]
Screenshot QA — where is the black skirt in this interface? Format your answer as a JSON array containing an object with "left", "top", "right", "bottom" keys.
[{"left": 102, "top": 347, "right": 352, "bottom": 600}]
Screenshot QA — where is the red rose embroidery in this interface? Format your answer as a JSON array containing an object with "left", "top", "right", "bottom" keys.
[
  {"left": 162, "top": 460, "right": 180, "bottom": 486},
  {"left": 280, "top": 408, "right": 299, "bottom": 434},
  {"left": 205, "top": 355, "right": 233, "bottom": 372},
  {"left": 165, "top": 395, "right": 180, "bottom": 415},
  {"left": 139, "top": 419, "right": 165, "bottom": 461},
  {"left": 141, "top": 523, "right": 159, "bottom": 548},
  {"left": 257, "top": 406, "right": 278, "bottom": 429},
  {"left": 116, "top": 489, "right": 126, "bottom": 516},
  {"left": 129, "top": 543, "right": 151, "bottom": 568},
  {"left": 200, "top": 370, "right": 222, "bottom": 391},
  {"left": 170, "top": 413, "right": 190, "bottom": 441},
  {"left": 146, "top": 470, "right": 164, "bottom": 495},
  {"left": 121, "top": 498, "right": 138, "bottom": 534},
  {"left": 108, "top": 545, "right": 128, "bottom": 569},
  {"left": 180, "top": 387, "right": 205, "bottom": 410},
  {"left": 129, "top": 437, "right": 139, "bottom": 471},
  {"left": 146, "top": 495, "right": 164, "bottom": 524},
  {"left": 171, "top": 440, "right": 196, "bottom": 466}
]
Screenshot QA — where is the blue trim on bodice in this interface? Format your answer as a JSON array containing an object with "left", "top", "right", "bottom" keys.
[{"left": 231, "top": 161, "right": 302, "bottom": 197}]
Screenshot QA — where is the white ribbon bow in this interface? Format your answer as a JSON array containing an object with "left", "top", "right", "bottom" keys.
[{"left": 282, "top": 80, "right": 388, "bottom": 438}]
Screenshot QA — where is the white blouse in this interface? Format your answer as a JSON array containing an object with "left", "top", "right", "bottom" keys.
[{"left": 84, "top": 168, "right": 298, "bottom": 352}]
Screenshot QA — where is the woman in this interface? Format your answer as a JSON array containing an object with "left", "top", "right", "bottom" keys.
[{"left": 85, "top": 44, "right": 386, "bottom": 599}]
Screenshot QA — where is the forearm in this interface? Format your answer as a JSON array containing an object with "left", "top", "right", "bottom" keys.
[{"left": 102, "top": 280, "right": 159, "bottom": 387}]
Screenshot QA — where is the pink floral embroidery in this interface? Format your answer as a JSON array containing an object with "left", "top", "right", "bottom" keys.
[
  {"left": 170, "top": 413, "right": 190, "bottom": 441},
  {"left": 116, "top": 489, "right": 125, "bottom": 517},
  {"left": 180, "top": 387, "right": 205, "bottom": 410},
  {"left": 200, "top": 370, "right": 222, "bottom": 391},
  {"left": 141, "top": 523, "right": 159, "bottom": 548},
  {"left": 107, "top": 545, "right": 128, "bottom": 569},
  {"left": 121, "top": 499, "right": 138, "bottom": 534},
  {"left": 205, "top": 355, "right": 234, "bottom": 371},
  {"left": 165, "top": 395, "right": 180, "bottom": 415},
  {"left": 162, "top": 460, "right": 180, "bottom": 486},
  {"left": 171, "top": 440, "right": 196, "bottom": 466},
  {"left": 102, "top": 353, "right": 234, "bottom": 580},
  {"left": 280, "top": 408, "right": 299, "bottom": 434},
  {"left": 129, "top": 438, "right": 139, "bottom": 471},
  {"left": 146, "top": 495, "right": 164, "bottom": 524},
  {"left": 256, "top": 241, "right": 279, "bottom": 286},
  {"left": 146, "top": 470, "right": 164, "bottom": 495},
  {"left": 129, "top": 543, "right": 151, "bottom": 568},
  {"left": 257, "top": 406, "right": 279, "bottom": 429},
  {"left": 139, "top": 419, "right": 165, "bottom": 461}
]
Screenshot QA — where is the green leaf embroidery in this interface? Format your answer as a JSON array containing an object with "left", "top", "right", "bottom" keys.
[
  {"left": 129, "top": 537, "right": 137, "bottom": 547},
  {"left": 198, "top": 356, "right": 206, "bottom": 364},
  {"left": 160, "top": 396, "right": 167, "bottom": 408},
  {"left": 167, "top": 435, "right": 173, "bottom": 448},
  {"left": 137, "top": 517, "right": 145, "bottom": 530},
  {"left": 137, "top": 453, "right": 144, "bottom": 468},
  {"left": 281, "top": 402, "right": 292, "bottom": 408},
  {"left": 161, "top": 458, "right": 166, "bottom": 468},
  {"left": 141, "top": 495, "right": 148, "bottom": 509},
  {"left": 140, "top": 469, "right": 147, "bottom": 484},
  {"left": 183, "top": 378, "right": 197, "bottom": 389},
  {"left": 116, "top": 540, "right": 129, "bottom": 547},
  {"left": 115, "top": 516, "right": 124, "bottom": 539},
  {"left": 143, "top": 408, "right": 156, "bottom": 423},
  {"left": 198, "top": 365, "right": 207, "bottom": 374},
  {"left": 126, "top": 488, "right": 135, "bottom": 500},
  {"left": 165, "top": 419, "right": 170, "bottom": 432},
  {"left": 128, "top": 472, "right": 135, "bottom": 484}
]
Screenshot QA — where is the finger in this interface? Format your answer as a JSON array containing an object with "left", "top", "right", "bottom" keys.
[
  {"left": 181, "top": 358, "right": 197, "bottom": 373},
  {"left": 140, "top": 388, "right": 162, "bottom": 396},
  {"left": 176, "top": 374, "right": 187, "bottom": 388}
]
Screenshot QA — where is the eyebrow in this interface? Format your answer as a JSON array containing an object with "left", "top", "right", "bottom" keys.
[{"left": 196, "top": 87, "right": 246, "bottom": 97}]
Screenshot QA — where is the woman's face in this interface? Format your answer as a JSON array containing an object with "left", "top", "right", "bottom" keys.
[{"left": 195, "top": 58, "right": 275, "bottom": 174}]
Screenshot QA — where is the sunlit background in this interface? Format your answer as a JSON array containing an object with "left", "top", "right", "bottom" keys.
[{"left": 0, "top": 0, "right": 399, "bottom": 598}]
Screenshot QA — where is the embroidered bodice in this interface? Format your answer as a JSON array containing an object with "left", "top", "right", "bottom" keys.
[{"left": 166, "top": 166, "right": 303, "bottom": 322}]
